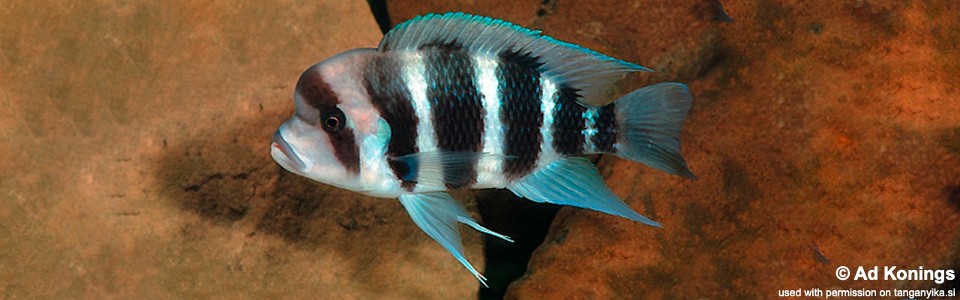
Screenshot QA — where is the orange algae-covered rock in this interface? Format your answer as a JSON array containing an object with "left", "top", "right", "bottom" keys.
[
  {"left": 503, "top": 0, "right": 960, "bottom": 299},
  {"left": 383, "top": 0, "right": 541, "bottom": 29}
]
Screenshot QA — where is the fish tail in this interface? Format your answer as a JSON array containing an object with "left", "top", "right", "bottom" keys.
[{"left": 612, "top": 82, "right": 696, "bottom": 178}]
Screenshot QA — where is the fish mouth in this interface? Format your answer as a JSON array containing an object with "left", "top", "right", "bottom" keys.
[{"left": 272, "top": 130, "right": 308, "bottom": 171}]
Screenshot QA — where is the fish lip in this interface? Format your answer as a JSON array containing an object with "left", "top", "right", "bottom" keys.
[{"left": 272, "top": 130, "right": 308, "bottom": 171}]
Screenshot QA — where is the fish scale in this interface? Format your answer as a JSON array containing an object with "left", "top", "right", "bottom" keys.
[
  {"left": 363, "top": 55, "right": 420, "bottom": 190},
  {"left": 552, "top": 87, "right": 588, "bottom": 156},
  {"left": 499, "top": 50, "right": 544, "bottom": 180},
  {"left": 593, "top": 103, "right": 619, "bottom": 153},
  {"left": 423, "top": 48, "right": 484, "bottom": 188}
]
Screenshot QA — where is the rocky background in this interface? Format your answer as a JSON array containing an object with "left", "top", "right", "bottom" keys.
[{"left": 2, "top": 0, "right": 959, "bottom": 299}]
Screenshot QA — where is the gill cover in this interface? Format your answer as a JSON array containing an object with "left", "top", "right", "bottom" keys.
[{"left": 271, "top": 62, "right": 364, "bottom": 191}]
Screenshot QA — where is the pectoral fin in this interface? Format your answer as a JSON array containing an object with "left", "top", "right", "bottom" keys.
[
  {"left": 391, "top": 151, "right": 514, "bottom": 189},
  {"left": 398, "top": 192, "right": 512, "bottom": 286},
  {"left": 507, "top": 157, "right": 661, "bottom": 227}
]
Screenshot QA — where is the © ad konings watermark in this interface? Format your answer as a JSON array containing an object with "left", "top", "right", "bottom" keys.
[{"left": 778, "top": 265, "right": 956, "bottom": 298}]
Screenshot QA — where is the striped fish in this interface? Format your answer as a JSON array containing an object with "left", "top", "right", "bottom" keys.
[{"left": 271, "top": 12, "right": 695, "bottom": 285}]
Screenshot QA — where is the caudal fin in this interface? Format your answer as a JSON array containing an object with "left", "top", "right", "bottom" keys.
[{"left": 614, "top": 82, "right": 696, "bottom": 178}]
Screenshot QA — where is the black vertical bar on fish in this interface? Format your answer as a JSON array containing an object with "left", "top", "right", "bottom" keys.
[
  {"left": 498, "top": 50, "right": 543, "bottom": 180},
  {"left": 363, "top": 54, "right": 420, "bottom": 191},
  {"left": 592, "top": 103, "right": 618, "bottom": 153},
  {"left": 552, "top": 86, "right": 587, "bottom": 156},
  {"left": 298, "top": 68, "right": 361, "bottom": 175},
  {"left": 423, "top": 43, "right": 484, "bottom": 189}
]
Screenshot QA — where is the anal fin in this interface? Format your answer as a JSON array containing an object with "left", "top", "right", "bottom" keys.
[
  {"left": 398, "top": 192, "right": 512, "bottom": 287},
  {"left": 507, "top": 157, "right": 661, "bottom": 227}
]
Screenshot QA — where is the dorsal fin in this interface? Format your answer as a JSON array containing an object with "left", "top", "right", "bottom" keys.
[{"left": 379, "top": 12, "right": 652, "bottom": 106}]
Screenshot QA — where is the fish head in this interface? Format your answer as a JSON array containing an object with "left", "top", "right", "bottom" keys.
[
  {"left": 271, "top": 115, "right": 363, "bottom": 191},
  {"left": 272, "top": 49, "right": 388, "bottom": 194}
]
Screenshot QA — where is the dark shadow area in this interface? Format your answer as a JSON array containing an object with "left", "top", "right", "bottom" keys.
[
  {"left": 366, "top": 0, "right": 393, "bottom": 35},
  {"left": 939, "top": 256, "right": 960, "bottom": 293},
  {"left": 941, "top": 186, "right": 960, "bottom": 291},
  {"left": 255, "top": 170, "right": 399, "bottom": 248},
  {"left": 155, "top": 103, "right": 563, "bottom": 299},
  {"left": 154, "top": 111, "right": 432, "bottom": 297},
  {"left": 154, "top": 111, "right": 285, "bottom": 227},
  {"left": 949, "top": 185, "right": 960, "bottom": 213},
  {"left": 156, "top": 121, "right": 274, "bottom": 226},
  {"left": 475, "top": 190, "right": 559, "bottom": 300},
  {"left": 706, "top": 0, "right": 734, "bottom": 23}
]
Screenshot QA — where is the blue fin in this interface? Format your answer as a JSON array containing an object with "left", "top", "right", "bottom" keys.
[
  {"left": 380, "top": 12, "right": 650, "bottom": 106},
  {"left": 613, "top": 82, "right": 695, "bottom": 178},
  {"left": 398, "top": 192, "right": 512, "bottom": 287},
  {"left": 507, "top": 157, "right": 661, "bottom": 227},
  {"left": 391, "top": 151, "right": 513, "bottom": 189}
]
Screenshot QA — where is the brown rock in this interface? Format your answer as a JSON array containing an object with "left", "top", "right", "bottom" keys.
[
  {"left": 0, "top": 1, "right": 484, "bottom": 299},
  {"left": 508, "top": 0, "right": 960, "bottom": 299},
  {"left": 384, "top": 0, "right": 541, "bottom": 28},
  {"left": 538, "top": 0, "right": 723, "bottom": 85}
]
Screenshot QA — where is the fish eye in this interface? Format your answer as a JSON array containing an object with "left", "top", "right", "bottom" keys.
[
  {"left": 324, "top": 116, "right": 339, "bottom": 128},
  {"left": 321, "top": 109, "right": 346, "bottom": 132}
]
